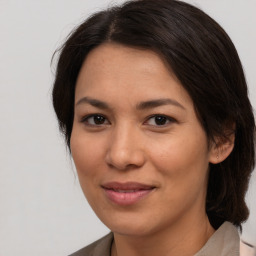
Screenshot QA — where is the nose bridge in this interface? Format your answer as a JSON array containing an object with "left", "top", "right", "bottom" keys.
[{"left": 105, "top": 121, "right": 145, "bottom": 170}]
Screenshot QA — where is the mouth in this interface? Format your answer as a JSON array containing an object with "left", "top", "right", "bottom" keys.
[{"left": 101, "top": 182, "right": 156, "bottom": 206}]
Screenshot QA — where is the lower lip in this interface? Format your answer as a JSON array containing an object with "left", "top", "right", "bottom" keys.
[{"left": 103, "top": 188, "right": 154, "bottom": 206}]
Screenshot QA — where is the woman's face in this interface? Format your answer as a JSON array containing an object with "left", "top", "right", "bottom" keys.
[{"left": 71, "top": 43, "right": 217, "bottom": 237}]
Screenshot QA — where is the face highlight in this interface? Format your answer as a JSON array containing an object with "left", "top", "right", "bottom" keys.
[{"left": 70, "top": 43, "right": 217, "bottom": 237}]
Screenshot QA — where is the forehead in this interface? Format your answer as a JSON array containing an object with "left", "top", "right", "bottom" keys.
[
  {"left": 79, "top": 43, "right": 173, "bottom": 79},
  {"left": 75, "top": 43, "right": 193, "bottom": 108}
]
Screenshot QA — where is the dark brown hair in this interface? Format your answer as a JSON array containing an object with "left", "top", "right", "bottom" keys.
[{"left": 52, "top": 0, "right": 255, "bottom": 229}]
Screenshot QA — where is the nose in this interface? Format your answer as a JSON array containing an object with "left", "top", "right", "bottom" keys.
[{"left": 105, "top": 124, "right": 146, "bottom": 170}]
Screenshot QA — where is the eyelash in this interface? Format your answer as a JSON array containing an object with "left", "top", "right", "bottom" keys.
[
  {"left": 80, "top": 114, "right": 176, "bottom": 127},
  {"left": 144, "top": 114, "right": 176, "bottom": 126},
  {"left": 80, "top": 114, "right": 110, "bottom": 126}
]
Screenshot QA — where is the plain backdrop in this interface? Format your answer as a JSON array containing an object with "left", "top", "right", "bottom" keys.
[{"left": 0, "top": 0, "right": 255, "bottom": 255}]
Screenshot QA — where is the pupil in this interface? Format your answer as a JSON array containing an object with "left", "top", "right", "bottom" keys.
[
  {"left": 155, "top": 116, "right": 167, "bottom": 125},
  {"left": 94, "top": 115, "right": 105, "bottom": 124}
]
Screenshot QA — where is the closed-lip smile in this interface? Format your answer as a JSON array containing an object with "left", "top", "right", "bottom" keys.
[{"left": 101, "top": 182, "right": 156, "bottom": 205}]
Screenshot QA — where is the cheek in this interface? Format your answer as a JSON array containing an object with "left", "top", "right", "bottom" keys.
[
  {"left": 149, "top": 137, "right": 210, "bottom": 215},
  {"left": 149, "top": 132, "right": 210, "bottom": 185},
  {"left": 70, "top": 132, "right": 107, "bottom": 208},
  {"left": 70, "top": 132, "right": 103, "bottom": 178}
]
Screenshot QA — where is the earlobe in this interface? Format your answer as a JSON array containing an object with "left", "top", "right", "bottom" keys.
[{"left": 209, "top": 132, "right": 235, "bottom": 164}]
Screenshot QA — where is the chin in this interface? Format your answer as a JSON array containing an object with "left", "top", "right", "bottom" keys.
[
  {"left": 111, "top": 224, "right": 154, "bottom": 237},
  {"left": 100, "top": 211, "right": 164, "bottom": 237}
]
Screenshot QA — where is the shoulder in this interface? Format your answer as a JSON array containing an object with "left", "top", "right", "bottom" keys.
[
  {"left": 69, "top": 233, "right": 113, "bottom": 256},
  {"left": 195, "top": 222, "right": 240, "bottom": 256}
]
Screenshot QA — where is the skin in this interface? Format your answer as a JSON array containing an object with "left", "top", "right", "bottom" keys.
[{"left": 71, "top": 43, "right": 232, "bottom": 256}]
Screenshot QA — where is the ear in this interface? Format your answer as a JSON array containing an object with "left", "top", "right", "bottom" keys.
[{"left": 209, "top": 129, "right": 235, "bottom": 164}]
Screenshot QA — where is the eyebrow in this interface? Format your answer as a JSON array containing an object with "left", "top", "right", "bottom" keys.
[
  {"left": 75, "top": 97, "right": 185, "bottom": 110},
  {"left": 136, "top": 98, "right": 185, "bottom": 110},
  {"left": 76, "top": 97, "right": 110, "bottom": 109}
]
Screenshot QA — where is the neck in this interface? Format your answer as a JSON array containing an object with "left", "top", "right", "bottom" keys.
[{"left": 111, "top": 215, "right": 215, "bottom": 256}]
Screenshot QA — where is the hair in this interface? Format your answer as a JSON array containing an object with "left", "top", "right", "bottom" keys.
[{"left": 52, "top": 0, "right": 255, "bottom": 229}]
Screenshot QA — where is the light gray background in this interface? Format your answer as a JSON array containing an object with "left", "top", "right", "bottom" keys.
[{"left": 0, "top": 0, "right": 255, "bottom": 255}]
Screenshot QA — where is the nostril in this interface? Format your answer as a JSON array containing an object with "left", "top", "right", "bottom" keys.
[
  {"left": 106, "top": 160, "right": 140, "bottom": 171},
  {"left": 105, "top": 148, "right": 145, "bottom": 170},
  {"left": 105, "top": 129, "right": 146, "bottom": 170}
]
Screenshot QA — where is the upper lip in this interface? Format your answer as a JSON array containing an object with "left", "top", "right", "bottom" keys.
[{"left": 101, "top": 182, "right": 155, "bottom": 191}]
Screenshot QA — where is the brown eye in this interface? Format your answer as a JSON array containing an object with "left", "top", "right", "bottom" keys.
[
  {"left": 82, "top": 114, "right": 109, "bottom": 126},
  {"left": 93, "top": 115, "right": 106, "bottom": 125},
  {"left": 154, "top": 116, "right": 168, "bottom": 125},
  {"left": 146, "top": 115, "right": 176, "bottom": 126}
]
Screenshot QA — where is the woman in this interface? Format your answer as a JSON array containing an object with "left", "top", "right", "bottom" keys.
[{"left": 52, "top": 0, "right": 255, "bottom": 255}]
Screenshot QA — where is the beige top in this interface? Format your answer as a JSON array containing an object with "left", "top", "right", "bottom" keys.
[
  {"left": 69, "top": 222, "right": 239, "bottom": 256},
  {"left": 240, "top": 241, "right": 256, "bottom": 256}
]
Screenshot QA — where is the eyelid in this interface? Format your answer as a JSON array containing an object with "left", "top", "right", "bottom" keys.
[
  {"left": 80, "top": 113, "right": 110, "bottom": 126},
  {"left": 79, "top": 113, "right": 176, "bottom": 127},
  {"left": 144, "top": 114, "right": 177, "bottom": 126}
]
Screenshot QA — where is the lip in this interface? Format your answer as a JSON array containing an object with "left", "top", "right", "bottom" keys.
[{"left": 101, "top": 182, "right": 155, "bottom": 206}]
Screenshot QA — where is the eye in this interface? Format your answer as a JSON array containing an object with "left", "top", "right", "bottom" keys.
[
  {"left": 81, "top": 114, "right": 109, "bottom": 126},
  {"left": 145, "top": 115, "right": 175, "bottom": 126}
]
